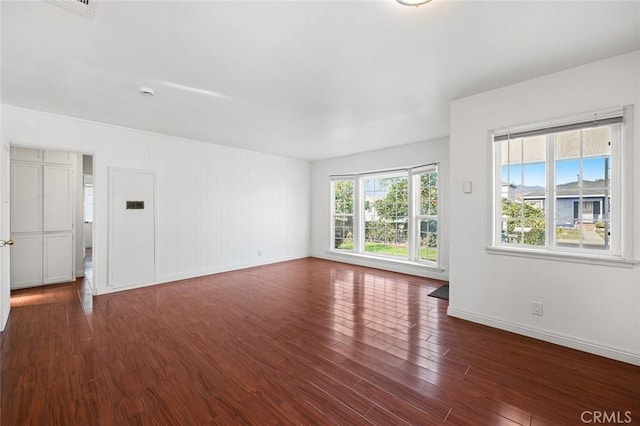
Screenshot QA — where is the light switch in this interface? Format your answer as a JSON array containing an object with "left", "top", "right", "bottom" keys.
[{"left": 463, "top": 181, "right": 472, "bottom": 193}]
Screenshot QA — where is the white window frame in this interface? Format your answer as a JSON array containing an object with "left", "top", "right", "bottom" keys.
[
  {"left": 330, "top": 176, "right": 355, "bottom": 252},
  {"left": 411, "top": 165, "right": 439, "bottom": 264},
  {"left": 360, "top": 171, "right": 409, "bottom": 260},
  {"left": 330, "top": 164, "right": 440, "bottom": 269},
  {"left": 488, "top": 106, "right": 636, "bottom": 267}
]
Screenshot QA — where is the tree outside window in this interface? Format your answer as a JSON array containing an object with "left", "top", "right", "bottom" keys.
[{"left": 330, "top": 165, "right": 439, "bottom": 266}]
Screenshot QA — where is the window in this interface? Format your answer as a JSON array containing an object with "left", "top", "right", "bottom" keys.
[
  {"left": 363, "top": 173, "right": 408, "bottom": 257},
  {"left": 84, "top": 183, "right": 94, "bottom": 223},
  {"left": 492, "top": 107, "right": 632, "bottom": 260},
  {"left": 331, "top": 178, "right": 354, "bottom": 250},
  {"left": 331, "top": 165, "right": 439, "bottom": 267},
  {"left": 416, "top": 168, "right": 439, "bottom": 262}
]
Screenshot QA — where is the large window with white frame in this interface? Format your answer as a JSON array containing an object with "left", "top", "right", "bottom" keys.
[
  {"left": 331, "top": 164, "right": 439, "bottom": 267},
  {"left": 492, "top": 107, "right": 633, "bottom": 261}
]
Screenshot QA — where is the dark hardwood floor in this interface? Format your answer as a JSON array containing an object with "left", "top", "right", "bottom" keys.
[{"left": 2, "top": 258, "right": 639, "bottom": 425}]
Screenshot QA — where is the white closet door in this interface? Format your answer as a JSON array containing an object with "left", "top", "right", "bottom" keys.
[
  {"left": 43, "top": 165, "right": 74, "bottom": 232},
  {"left": 109, "top": 169, "right": 156, "bottom": 288},
  {"left": 43, "top": 233, "right": 73, "bottom": 284},
  {"left": 10, "top": 235, "right": 43, "bottom": 289},
  {"left": 10, "top": 162, "right": 43, "bottom": 233}
]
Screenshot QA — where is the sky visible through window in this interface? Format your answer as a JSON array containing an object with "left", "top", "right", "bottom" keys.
[
  {"left": 364, "top": 178, "right": 383, "bottom": 196},
  {"left": 502, "top": 157, "right": 607, "bottom": 187}
]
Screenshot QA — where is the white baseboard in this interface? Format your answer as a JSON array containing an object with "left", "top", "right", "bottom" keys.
[
  {"left": 312, "top": 252, "right": 449, "bottom": 282},
  {"left": 447, "top": 306, "right": 640, "bottom": 367},
  {"left": 95, "top": 254, "right": 309, "bottom": 295}
]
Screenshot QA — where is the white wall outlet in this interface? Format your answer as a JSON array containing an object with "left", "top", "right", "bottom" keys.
[
  {"left": 258, "top": 250, "right": 262, "bottom": 256},
  {"left": 532, "top": 301, "right": 544, "bottom": 316}
]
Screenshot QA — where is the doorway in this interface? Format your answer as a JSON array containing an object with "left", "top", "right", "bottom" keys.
[
  {"left": 8, "top": 147, "right": 94, "bottom": 292},
  {"left": 83, "top": 155, "right": 94, "bottom": 287}
]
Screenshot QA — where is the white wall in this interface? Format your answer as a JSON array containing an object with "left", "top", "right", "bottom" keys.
[
  {"left": 310, "top": 138, "right": 449, "bottom": 281},
  {"left": 84, "top": 223, "right": 92, "bottom": 250},
  {"left": 1, "top": 105, "right": 310, "bottom": 295},
  {"left": 449, "top": 50, "right": 640, "bottom": 365},
  {"left": 83, "top": 154, "right": 93, "bottom": 175}
]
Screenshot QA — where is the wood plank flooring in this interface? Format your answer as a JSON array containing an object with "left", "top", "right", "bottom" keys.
[{"left": 2, "top": 257, "right": 640, "bottom": 425}]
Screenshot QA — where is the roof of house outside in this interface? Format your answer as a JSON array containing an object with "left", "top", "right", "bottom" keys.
[{"left": 523, "top": 180, "right": 608, "bottom": 198}]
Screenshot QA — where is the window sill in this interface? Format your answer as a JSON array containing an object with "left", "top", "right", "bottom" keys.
[
  {"left": 486, "top": 246, "right": 638, "bottom": 268},
  {"left": 327, "top": 249, "right": 445, "bottom": 273}
]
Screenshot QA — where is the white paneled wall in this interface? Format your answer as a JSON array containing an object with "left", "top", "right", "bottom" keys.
[
  {"left": 449, "top": 50, "right": 640, "bottom": 365},
  {"left": 1, "top": 105, "right": 310, "bottom": 294}
]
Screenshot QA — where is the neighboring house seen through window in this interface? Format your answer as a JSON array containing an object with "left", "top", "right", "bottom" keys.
[{"left": 492, "top": 107, "right": 633, "bottom": 262}]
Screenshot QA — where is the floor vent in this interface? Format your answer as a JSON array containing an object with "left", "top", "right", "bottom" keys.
[{"left": 45, "top": 0, "right": 96, "bottom": 19}]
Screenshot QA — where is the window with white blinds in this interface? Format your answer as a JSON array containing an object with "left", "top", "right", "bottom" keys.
[{"left": 492, "top": 106, "right": 634, "bottom": 263}]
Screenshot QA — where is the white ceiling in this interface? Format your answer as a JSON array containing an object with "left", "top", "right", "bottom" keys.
[{"left": 2, "top": 1, "right": 639, "bottom": 161}]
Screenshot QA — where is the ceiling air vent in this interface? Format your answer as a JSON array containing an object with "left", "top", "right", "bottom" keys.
[{"left": 45, "top": 0, "right": 96, "bottom": 19}]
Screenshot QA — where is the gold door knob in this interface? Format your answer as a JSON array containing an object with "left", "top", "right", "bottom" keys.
[{"left": 0, "top": 239, "right": 14, "bottom": 247}]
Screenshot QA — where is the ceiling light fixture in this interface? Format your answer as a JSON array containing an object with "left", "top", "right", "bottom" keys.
[
  {"left": 396, "top": 0, "right": 432, "bottom": 7},
  {"left": 139, "top": 87, "right": 155, "bottom": 97}
]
